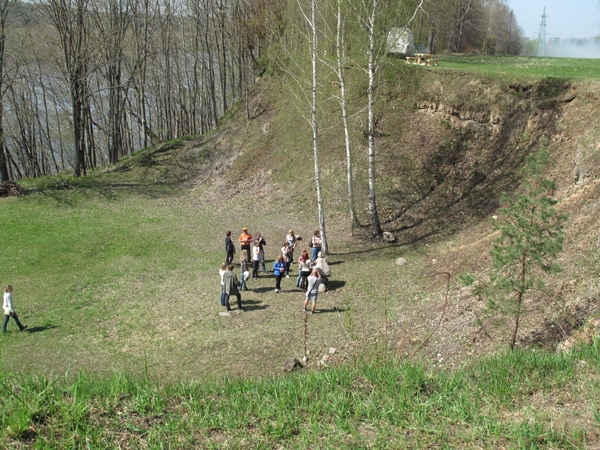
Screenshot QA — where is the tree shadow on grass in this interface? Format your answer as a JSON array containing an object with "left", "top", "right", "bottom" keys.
[
  {"left": 24, "top": 325, "right": 58, "bottom": 334},
  {"left": 327, "top": 260, "right": 344, "bottom": 266},
  {"left": 315, "top": 307, "right": 346, "bottom": 314},
  {"left": 251, "top": 286, "right": 279, "bottom": 294},
  {"left": 243, "top": 304, "right": 269, "bottom": 312}
]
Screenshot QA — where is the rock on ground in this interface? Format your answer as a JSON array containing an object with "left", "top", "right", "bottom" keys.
[{"left": 383, "top": 231, "right": 397, "bottom": 243}]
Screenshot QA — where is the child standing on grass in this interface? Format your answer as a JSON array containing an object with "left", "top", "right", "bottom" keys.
[
  {"left": 303, "top": 270, "right": 322, "bottom": 314},
  {"left": 252, "top": 241, "right": 261, "bottom": 279},
  {"left": 256, "top": 233, "right": 267, "bottom": 273},
  {"left": 281, "top": 242, "right": 293, "bottom": 278},
  {"left": 273, "top": 255, "right": 286, "bottom": 293},
  {"left": 219, "top": 263, "right": 227, "bottom": 307},
  {"left": 239, "top": 250, "right": 249, "bottom": 290},
  {"left": 286, "top": 230, "right": 297, "bottom": 262},
  {"left": 225, "top": 231, "right": 235, "bottom": 265},
  {"left": 2, "top": 285, "right": 28, "bottom": 333}
]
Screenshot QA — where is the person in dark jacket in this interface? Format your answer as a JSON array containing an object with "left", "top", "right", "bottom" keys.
[
  {"left": 222, "top": 265, "right": 243, "bottom": 311},
  {"left": 225, "top": 231, "right": 235, "bottom": 265},
  {"left": 256, "top": 233, "right": 267, "bottom": 273}
]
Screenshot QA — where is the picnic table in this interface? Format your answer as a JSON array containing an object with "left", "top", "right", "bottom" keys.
[
  {"left": 406, "top": 53, "right": 439, "bottom": 66},
  {"left": 415, "top": 53, "right": 433, "bottom": 65}
]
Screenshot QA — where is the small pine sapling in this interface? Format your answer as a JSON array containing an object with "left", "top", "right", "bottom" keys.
[{"left": 461, "top": 145, "right": 567, "bottom": 349}]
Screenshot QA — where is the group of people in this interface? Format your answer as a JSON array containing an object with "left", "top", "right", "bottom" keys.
[
  {"left": 220, "top": 228, "right": 330, "bottom": 314},
  {"left": 2, "top": 285, "right": 28, "bottom": 334}
]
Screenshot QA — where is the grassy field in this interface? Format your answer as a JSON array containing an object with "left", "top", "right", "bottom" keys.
[
  {"left": 2, "top": 346, "right": 599, "bottom": 447},
  {"left": 431, "top": 55, "right": 600, "bottom": 81},
  {"left": 3, "top": 55, "right": 600, "bottom": 447},
  {"left": 0, "top": 153, "right": 427, "bottom": 381}
]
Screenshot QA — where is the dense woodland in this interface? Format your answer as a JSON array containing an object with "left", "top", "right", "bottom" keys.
[{"left": 0, "top": 0, "right": 522, "bottom": 181}]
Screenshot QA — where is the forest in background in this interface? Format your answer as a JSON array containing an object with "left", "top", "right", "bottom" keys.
[{"left": 0, "top": 0, "right": 522, "bottom": 181}]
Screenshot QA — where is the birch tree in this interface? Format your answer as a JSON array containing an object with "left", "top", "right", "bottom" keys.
[
  {"left": 333, "top": 0, "right": 360, "bottom": 230},
  {"left": 349, "top": 0, "right": 424, "bottom": 236},
  {"left": 349, "top": 0, "right": 389, "bottom": 236},
  {"left": 306, "top": 0, "right": 328, "bottom": 254},
  {"left": 364, "top": 0, "right": 382, "bottom": 236}
]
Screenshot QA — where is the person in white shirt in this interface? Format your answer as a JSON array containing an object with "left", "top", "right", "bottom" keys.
[
  {"left": 219, "top": 263, "right": 227, "bottom": 307},
  {"left": 252, "top": 241, "right": 261, "bottom": 279},
  {"left": 2, "top": 285, "right": 28, "bottom": 333}
]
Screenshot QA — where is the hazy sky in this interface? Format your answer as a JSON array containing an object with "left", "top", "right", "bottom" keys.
[{"left": 508, "top": 0, "right": 599, "bottom": 40}]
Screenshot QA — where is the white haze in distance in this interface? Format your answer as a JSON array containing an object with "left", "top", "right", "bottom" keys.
[{"left": 546, "top": 38, "right": 600, "bottom": 58}]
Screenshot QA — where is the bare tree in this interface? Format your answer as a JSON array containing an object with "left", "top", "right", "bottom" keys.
[
  {"left": 349, "top": 0, "right": 424, "bottom": 236},
  {"left": 0, "top": 0, "right": 285, "bottom": 178},
  {"left": 482, "top": 0, "right": 523, "bottom": 55},
  {"left": 364, "top": 0, "right": 382, "bottom": 236},
  {"left": 45, "top": 0, "right": 92, "bottom": 177},
  {"left": 91, "top": 0, "right": 135, "bottom": 164},
  {"left": 348, "top": 0, "right": 389, "bottom": 236},
  {"left": 0, "top": 0, "right": 11, "bottom": 180}
]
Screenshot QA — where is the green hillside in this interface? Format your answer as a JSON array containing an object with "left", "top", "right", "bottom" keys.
[{"left": 2, "top": 55, "right": 600, "bottom": 446}]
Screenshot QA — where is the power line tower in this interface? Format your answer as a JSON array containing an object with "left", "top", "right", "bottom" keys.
[{"left": 536, "top": 7, "right": 547, "bottom": 57}]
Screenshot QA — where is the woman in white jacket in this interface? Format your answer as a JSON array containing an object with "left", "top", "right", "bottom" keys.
[{"left": 2, "top": 285, "right": 27, "bottom": 333}]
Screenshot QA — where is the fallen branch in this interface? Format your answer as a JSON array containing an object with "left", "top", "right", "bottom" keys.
[
  {"left": 474, "top": 310, "right": 493, "bottom": 342},
  {"left": 0, "top": 181, "right": 25, "bottom": 198}
]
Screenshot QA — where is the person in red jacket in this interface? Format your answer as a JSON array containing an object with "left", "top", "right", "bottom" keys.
[{"left": 239, "top": 227, "right": 253, "bottom": 263}]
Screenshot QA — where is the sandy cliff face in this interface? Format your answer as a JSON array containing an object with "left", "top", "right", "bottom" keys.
[
  {"left": 374, "top": 75, "right": 600, "bottom": 359},
  {"left": 373, "top": 76, "right": 588, "bottom": 241}
]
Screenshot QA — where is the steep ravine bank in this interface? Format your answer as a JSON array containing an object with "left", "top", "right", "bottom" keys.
[
  {"left": 375, "top": 74, "right": 581, "bottom": 242},
  {"left": 51, "top": 67, "right": 598, "bottom": 373},
  {"left": 374, "top": 73, "right": 600, "bottom": 364},
  {"left": 196, "top": 68, "right": 600, "bottom": 367}
]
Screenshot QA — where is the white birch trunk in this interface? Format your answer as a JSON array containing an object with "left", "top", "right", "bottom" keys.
[
  {"left": 310, "top": 0, "right": 328, "bottom": 255},
  {"left": 367, "top": 1, "right": 382, "bottom": 236},
  {"left": 336, "top": 0, "right": 360, "bottom": 231}
]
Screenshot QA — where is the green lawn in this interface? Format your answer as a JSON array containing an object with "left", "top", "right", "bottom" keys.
[
  {"left": 0, "top": 165, "right": 426, "bottom": 381},
  {"left": 2, "top": 56, "right": 600, "bottom": 447},
  {"left": 435, "top": 55, "right": 600, "bottom": 81},
  {"left": 2, "top": 346, "right": 599, "bottom": 448}
]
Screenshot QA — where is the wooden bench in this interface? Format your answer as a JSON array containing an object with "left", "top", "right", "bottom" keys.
[
  {"left": 406, "top": 56, "right": 416, "bottom": 64},
  {"left": 426, "top": 58, "right": 439, "bottom": 66}
]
